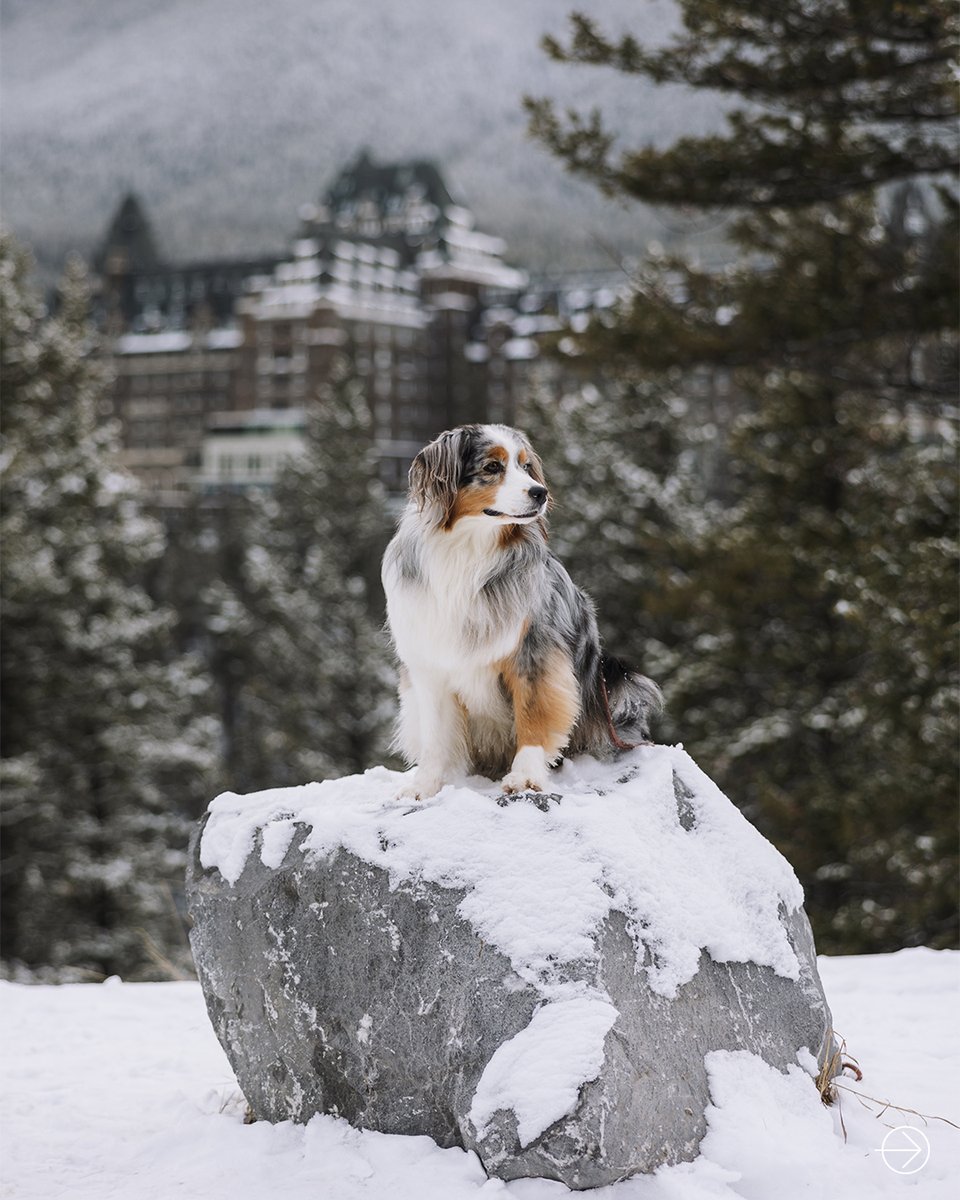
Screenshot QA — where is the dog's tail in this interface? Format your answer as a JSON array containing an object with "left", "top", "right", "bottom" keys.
[{"left": 597, "top": 655, "right": 664, "bottom": 749}]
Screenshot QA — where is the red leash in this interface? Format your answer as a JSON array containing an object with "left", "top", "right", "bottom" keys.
[{"left": 598, "top": 667, "right": 639, "bottom": 752}]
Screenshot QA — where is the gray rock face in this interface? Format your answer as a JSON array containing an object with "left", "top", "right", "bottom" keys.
[{"left": 187, "top": 754, "right": 836, "bottom": 1190}]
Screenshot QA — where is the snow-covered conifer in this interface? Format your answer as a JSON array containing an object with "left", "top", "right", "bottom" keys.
[
  {"left": 527, "top": 1, "right": 958, "bottom": 951},
  {"left": 520, "top": 363, "right": 703, "bottom": 719},
  {"left": 203, "top": 367, "right": 395, "bottom": 791},
  {"left": 0, "top": 237, "right": 218, "bottom": 978}
]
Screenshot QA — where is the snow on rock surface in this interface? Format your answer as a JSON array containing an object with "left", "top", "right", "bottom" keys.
[
  {"left": 468, "top": 993, "right": 619, "bottom": 1148},
  {"left": 187, "top": 745, "right": 834, "bottom": 1189},
  {"left": 199, "top": 746, "right": 804, "bottom": 996}
]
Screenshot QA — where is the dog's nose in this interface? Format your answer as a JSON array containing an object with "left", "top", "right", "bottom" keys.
[{"left": 528, "top": 485, "right": 548, "bottom": 506}]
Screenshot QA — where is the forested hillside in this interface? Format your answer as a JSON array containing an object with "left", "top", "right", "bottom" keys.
[{"left": 0, "top": 0, "right": 724, "bottom": 273}]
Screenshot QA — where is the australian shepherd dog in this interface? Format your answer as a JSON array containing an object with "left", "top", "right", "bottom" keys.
[{"left": 382, "top": 423, "right": 663, "bottom": 800}]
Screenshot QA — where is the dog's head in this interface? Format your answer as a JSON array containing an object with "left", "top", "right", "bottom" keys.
[{"left": 409, "top": 423, "right": 549, "bottom": 532}]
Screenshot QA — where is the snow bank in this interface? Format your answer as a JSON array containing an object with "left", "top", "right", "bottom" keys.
[{"left": 2, "top": 949, "right": 957, "bottom": 1199}]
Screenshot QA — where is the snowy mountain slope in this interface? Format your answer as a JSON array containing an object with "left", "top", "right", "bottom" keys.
[
  {"left": 1, "top": 950, "right": 957, "bottom": 1198},
  {"left": 0, "top": 0, "right": 725, "bottom": 272}
]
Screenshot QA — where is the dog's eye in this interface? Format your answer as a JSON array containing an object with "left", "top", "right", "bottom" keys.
[
  {"left": 482, "top": 461, "right": 504, "bottom": 475},
  {"left": 522, "top": 462, "right": 534, "bottom": 474}
]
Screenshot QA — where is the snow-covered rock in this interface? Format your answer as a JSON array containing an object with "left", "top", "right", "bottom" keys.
[{"left": 186, "top": 746, "right": 836, "bottom": 1190}]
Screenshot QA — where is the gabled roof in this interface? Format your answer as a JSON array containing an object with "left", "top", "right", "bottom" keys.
[
  {"left": 94, "top": 193, "right": 162, "bottom": 273},
  {"left": 302, "top": 151, "right": 458, "bottom": 256},
  {"left": 325, "top": 149, "right": 455, "bottom": 219}
]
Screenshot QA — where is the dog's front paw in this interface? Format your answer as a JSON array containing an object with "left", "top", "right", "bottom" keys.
[
  {"left": 500, "top": 769, "right": 546, "bottom": 795},
  {"left": 397, "top": 770, "right": 446, "bottom": 802},
  {"left": 501, "top": 746, "right": 549, "bottom": 794}
]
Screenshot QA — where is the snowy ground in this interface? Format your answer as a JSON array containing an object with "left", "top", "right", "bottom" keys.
[{"left": 1, "top": 948, "right": 957, "bottom": 1200}]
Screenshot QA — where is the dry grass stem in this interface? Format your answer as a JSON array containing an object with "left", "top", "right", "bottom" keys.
[{"left": 815, "top": 1027, "right": 959, "bottom": 1143}]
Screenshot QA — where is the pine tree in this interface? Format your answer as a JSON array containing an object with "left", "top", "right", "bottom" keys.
[
  {"left": 526, "top": 2, "right": 958, "bottom": 951},
  {"left": 0, "top": 237, "right": 218, "bottom": 978},
  {"left": 203, "top": 369, "right": 396, "bottom": 791},
  {"left": 519, "top": 361, "right": 704, "bottom": 713},
  {"left": 527, "top": 3, "right": 956, "bottom": 208}
]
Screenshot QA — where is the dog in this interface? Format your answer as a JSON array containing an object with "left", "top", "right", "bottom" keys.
[{"left": 381, "top": 423, "right": 662, "bottom": 800}]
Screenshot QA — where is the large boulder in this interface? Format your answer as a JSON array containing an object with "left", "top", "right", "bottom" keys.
[{"left": 187, "top": 746, "right": 836, "bottom": 1190}]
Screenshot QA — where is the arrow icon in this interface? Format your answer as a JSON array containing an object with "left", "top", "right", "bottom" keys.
[{"left": 876, "top": 1125, "right": 931, "bottom": 1175}]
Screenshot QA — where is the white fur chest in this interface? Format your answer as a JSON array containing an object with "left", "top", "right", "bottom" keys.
[{"left": 384, "top": 522, "right": 525, "bottom": 679}]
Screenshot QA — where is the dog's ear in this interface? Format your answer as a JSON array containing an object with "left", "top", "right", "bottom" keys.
[{"left": 409, "top": 428, "right": 470, "bottom": 525}]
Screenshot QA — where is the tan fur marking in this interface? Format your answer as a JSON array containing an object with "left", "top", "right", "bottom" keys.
[
  {"left": 445, "top": 442, "right": 511, "bottom": 527},
  {"left": 499, "top": 647, "right": 580, "bottom": 762},
  {"left": 500, "top": 515, "right": 550, "bottom": 544},
  {"left": 497, "top": 523, "right": 527, "bottom": 549},
  {"left": 446, "top": 481, "right": 500, "bottom": 527}
]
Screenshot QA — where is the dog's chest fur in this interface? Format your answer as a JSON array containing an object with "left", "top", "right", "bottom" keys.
[{"left": 384, "top": 522, "right": 530, "bottom": 704}]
